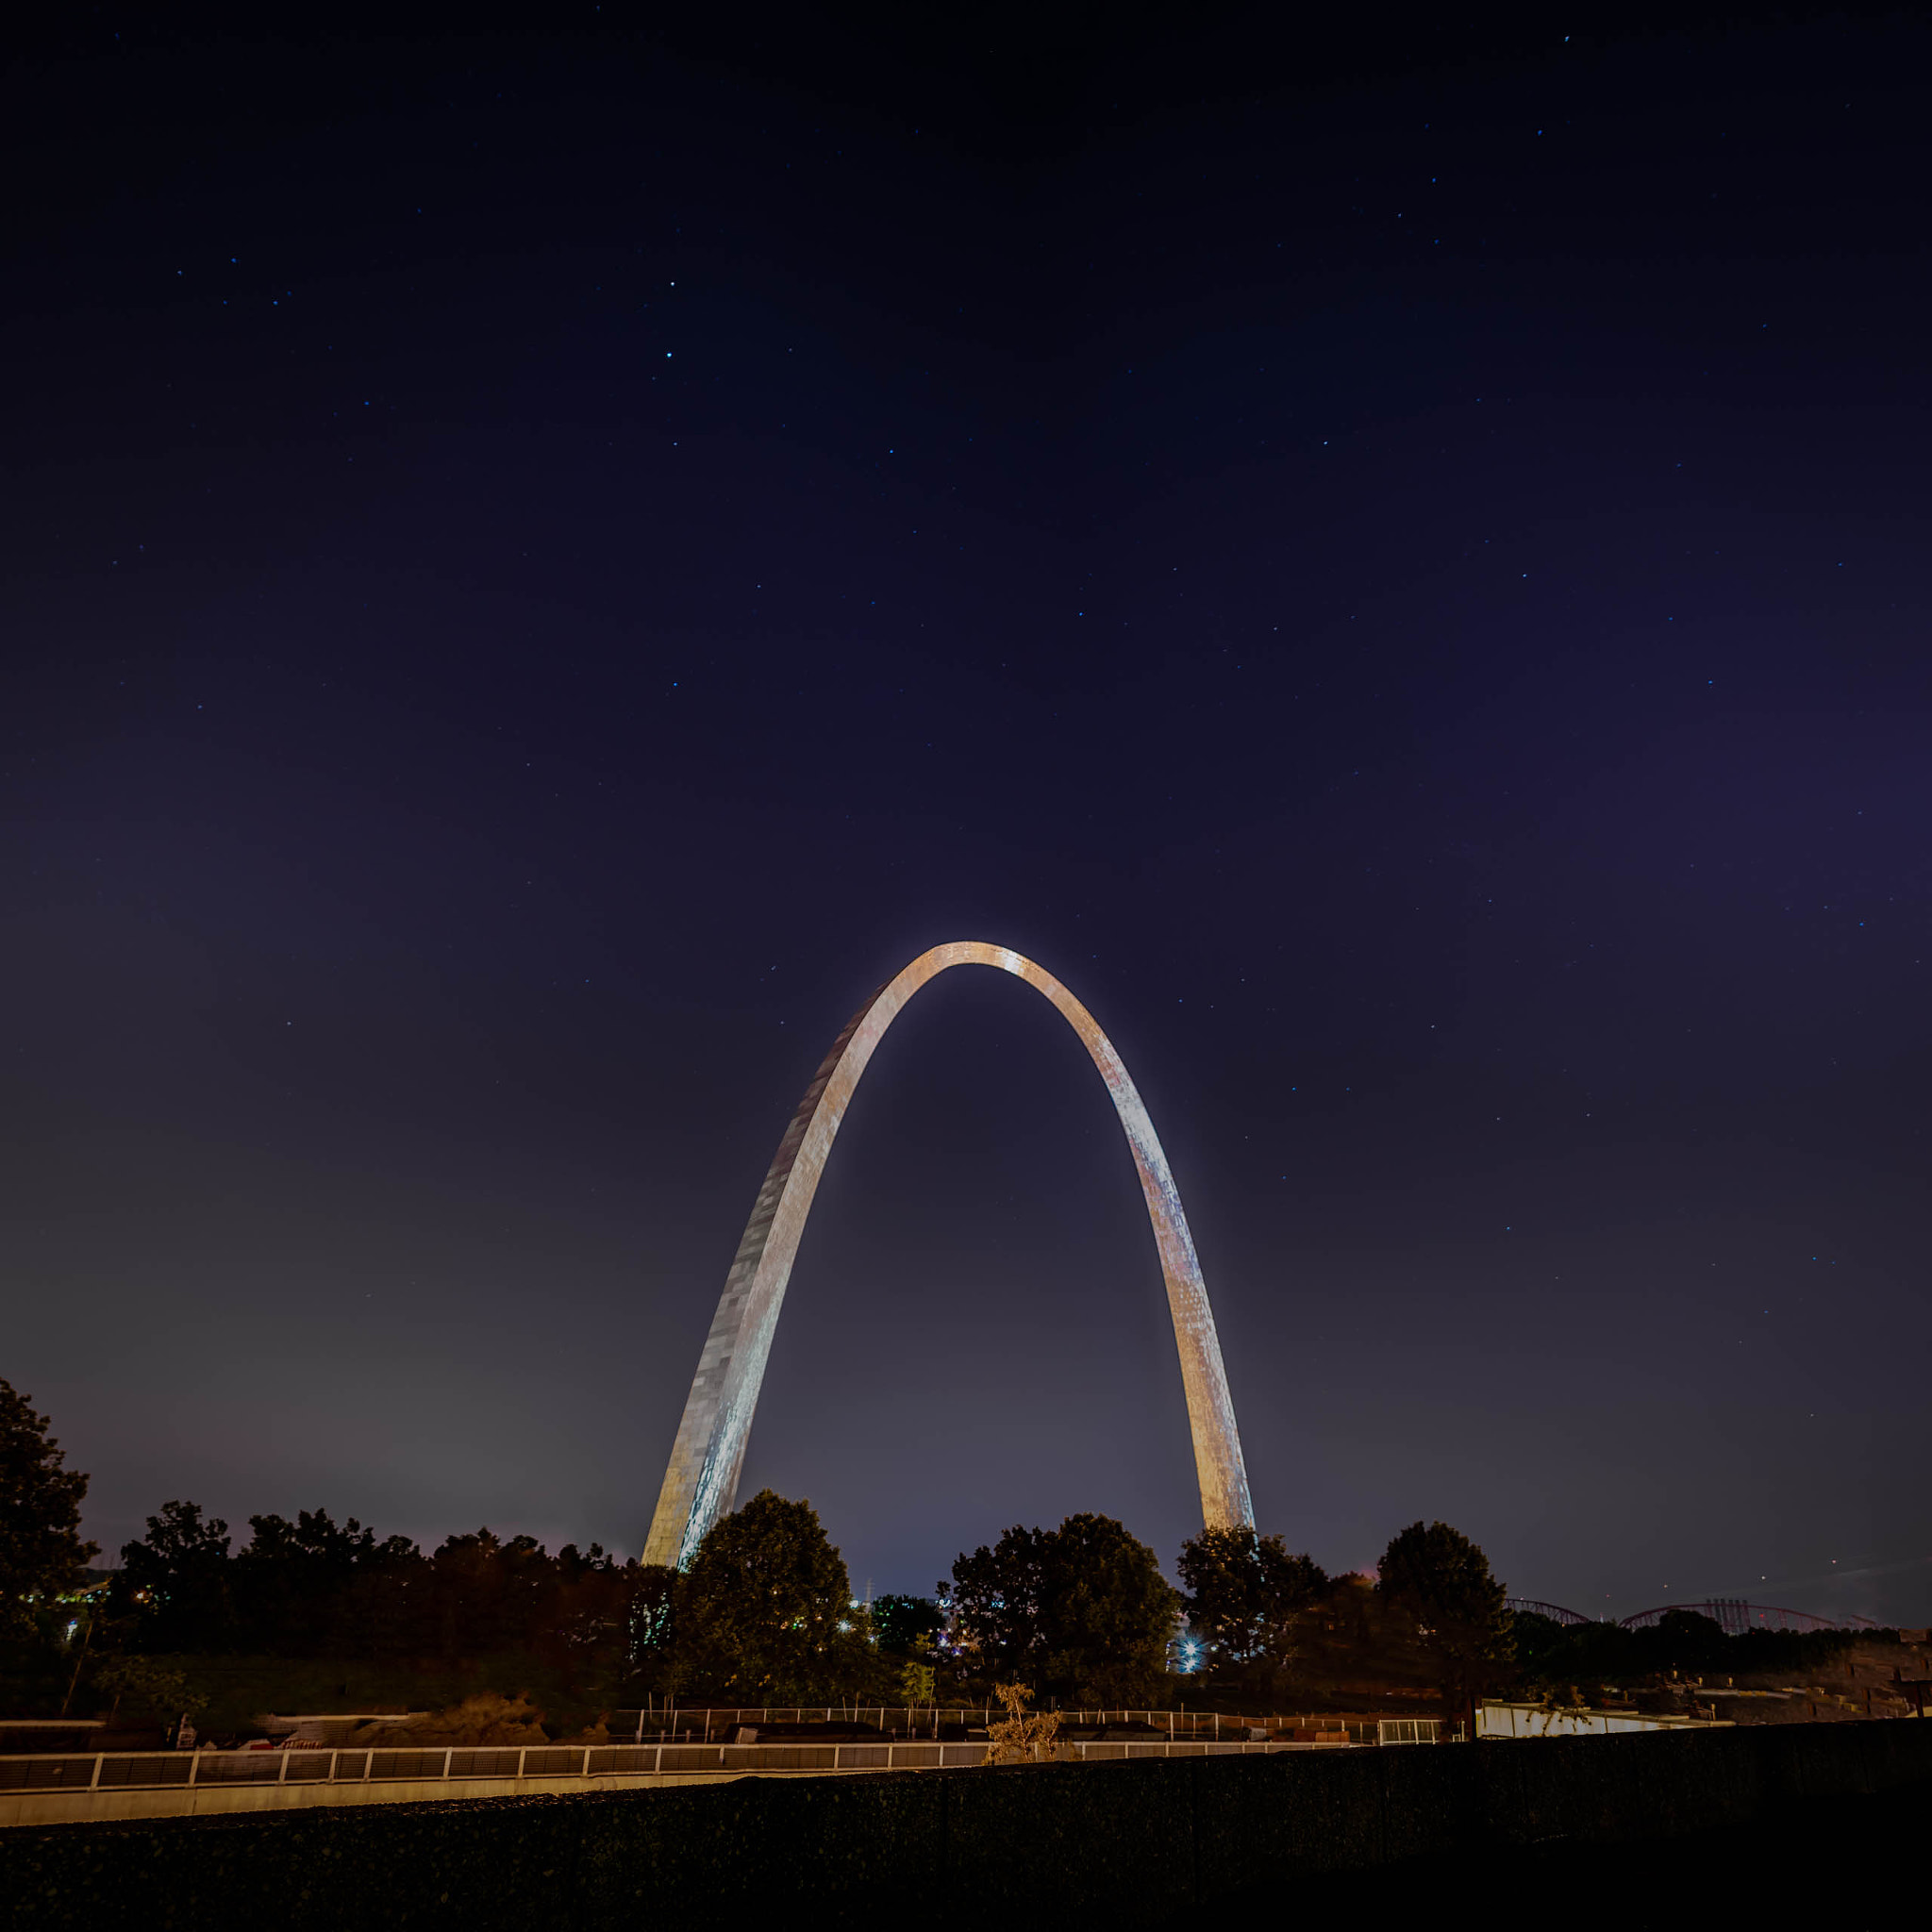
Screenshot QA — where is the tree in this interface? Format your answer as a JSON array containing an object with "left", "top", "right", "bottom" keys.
[
  {"left": 984, "top": 1682, "right": 1061, "bottom": 1764},
  {"left": 115, "top": 1500, "right": 663, "bottom": 1684},
  {"left": 0, "top": 1379, "right": 97, "bottom": 1637},
  {"left": 90, "top": 1656, "right": 208, "bottom": 1731},
  {"left": 425, "top": 1528, "right": 558, "bottom": 1660},
  {"left": 952, "top": 1514, "right": 1180, "bottom": 1706},
  {"left": 1038, "top": 1513, "right": 1181, "bottom": 1706},
  {"left": 1376, "top": 1521, "right": 1512, "bottom": 1729},
  {"left": 234, "top": 1508, "right": 378, "bottom": 1655},
  {"left": 625, "top": 1562, "right": 679, "bottom": 1695},
  {"left": 1647, "top": 1607, "right": 1727, "bottom": 1675},
  {"left": 117, "top": 1501, "right": 235, "bottom": 1652},
  {"left": 1177, "top": 1525, "right": 1327, "bottom": 1695},
  {"left": 950, "top": 1525, "right": 1050, "bottom": 1682},
  {"left": 673, "top": 1491, "right": 876, "bottom": 1702},
  {"left": 873, "top": 1593, "right": 944, "bottom": 1657},
  {"left": 535, "top": 1543, "right": 641, "bottom": 1701},
  {"left": 1506, "top": 1609, "right": 1574, "bottom": 1682},
  {"left": 333, "top": 1533, "right": 429, "bottom": 1661},
  {"left": 872, "top": 1594, "right": 943, "bottom": 1705}
]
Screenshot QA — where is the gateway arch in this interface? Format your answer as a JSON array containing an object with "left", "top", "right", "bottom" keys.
[{"left": 643, "top": 941, "right": 1254, "bottom": 1569}]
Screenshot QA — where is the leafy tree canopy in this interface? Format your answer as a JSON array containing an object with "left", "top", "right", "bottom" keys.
[
  {"left": 953, "top": 1513, "right": 1180, "bottom": 1706},
  {"left": 950, "top": 1524, "right": 1049, "bottom": 1680},
  {"left": 1377, "top": 1521, "right": 1510, "bottom": 1645},
  {"left": 1650, "top": 1607, "right": 1728, "bottom": 1672},
  {"left": 873, "top": 1592, "right": 943, "bottom": 1656},
  {"left": 1376, "top": 1520, "right": 1513, "bottom": 1713},
  {"left": 91, "top": 1655, "right": 207, "bottom": 1725},
  {"left": 674, "top": 1490, "right": 876, "bottom": 1703},
  {"left": 1178, "top": 1525, "right": 1327, "bottom": 1666},
  {"left": 1512, "top": 1610, "right": 1857, "bottom": 1690},
  {"left": 117, "top": 1500, "right": 235, "bottom": 1651},
  {"left": 1041, "top": 1512, "right": 1183, "bottom": 1706},
  {"left": 0, "top": 1378, "right": 97, "bottom": 1636},
  {"left": 114, "top": 1500, "right": 645, "bottom": 1684}
]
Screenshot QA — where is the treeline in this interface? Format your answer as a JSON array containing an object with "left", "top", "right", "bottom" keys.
[
  {"left": 1513, "top": 1607, "right": 1857, "bottom": 1685},
  {"left": 1, "top": 1377, "right": 1874, "bottom": 1732},
  {"left": 104, "top": 1490, "right": 912, "bottom": 1707},
  {"left": 112, "top": 1502, "right": 641, "bottom": 1672},
  {"left": 96, "top": 1491, "right": 1512, "bottom": 1718},
  {"left": 666, "top": 1499, "right": 1512, "bottom": 1715},
  {"left": 946, "top": 1512, "right": 1189, "bottom": 1706},
  {"left": 93, "top": 1495, "right": 1871, "bottom": 1726}
]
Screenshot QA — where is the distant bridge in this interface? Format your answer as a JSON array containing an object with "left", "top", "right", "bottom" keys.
[
  {"left": 1617, "top": 1598, "right": 1880, "bottom": 1635},
  {"left": 1505, "top": 1598, "right": 1595, "bottom": 1626},
  {"left": 1506, "top": 1595, "right": 1879, "bottom": 1635}
]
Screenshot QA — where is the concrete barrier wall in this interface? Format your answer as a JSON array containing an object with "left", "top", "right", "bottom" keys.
[{"left": 6, "top": 1722, "right": 1931, "bottom": 1929}]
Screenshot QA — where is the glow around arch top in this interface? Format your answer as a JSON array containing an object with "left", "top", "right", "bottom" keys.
[{"left": 642, "top": 941, "right": 1255, "bottom": 1570}]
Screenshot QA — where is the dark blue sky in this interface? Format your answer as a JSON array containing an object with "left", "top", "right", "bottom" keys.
[{"left": 7, "top": 5, "right": 1929, "bottom": 1624}]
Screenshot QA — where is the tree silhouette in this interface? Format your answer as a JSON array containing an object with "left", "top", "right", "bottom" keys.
[
  {"left": 1376, "top": 1520, "right": 1513, "bottom": 1730},
  {"left": 950, "top": 1524, "right": 1050, "bottom": 1681},
  {"left": 872, "top": 1592, "right": 944, "bottom": 1657},
  {"left": 673, "top": 1490, "right": 877, "bottom": 1702},
  {"left": 1178, "top": 1524, "right": 1326, "bottom": 1695},
  {"left": 1040, "top": 1513, "right": 1181, "bottom": 1706},
  {"left": 954, "top": 1513, "right": 1179, "bottom": 1706},
  {"left": 0, "top": 1379, "right": 97, "bottom": 1638},
  {"left": 116, "top": 1500, "right": 235, "bottom": 1651}
]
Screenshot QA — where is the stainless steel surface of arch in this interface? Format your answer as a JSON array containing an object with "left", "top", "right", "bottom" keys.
[{"left": 642, "top": 941, "right": 1254, "bottom": 1569}]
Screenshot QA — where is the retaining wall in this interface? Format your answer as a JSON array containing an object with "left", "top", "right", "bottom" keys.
[{"left": 5, "top": 1721, "right": 1930, "bottom": 1929}]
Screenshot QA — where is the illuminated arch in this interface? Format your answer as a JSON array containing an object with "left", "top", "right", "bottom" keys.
[{"left": 643, "top": 941, "right": 1255, "bottom": 1568}]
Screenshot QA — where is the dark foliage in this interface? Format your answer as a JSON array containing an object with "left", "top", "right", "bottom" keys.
[
  {"left": 1177, "top": 1525, "right": 1326, "bottom": 1696},
  {"left": 873, "top": 1592, "right": 944, "bottom": 1657},
  {"left": 108, "top": 1490, "right": 887, "bottom": 1707},
  {"left": 114, "top": 1502, "right": 235, "bottom": 1651},
  {"left": 236, "top": 1511, "right": 395, "bottom": 1657},
  {"left": 671, "top": 1490, "right": 881, "bottom": 1702},
  {"left": 626, "top": 1562, "right": 678, "bottom": 1688},
  {"left": 950, "top": 1524, "right": 1050, "bottom": 1681},
  {"left": 1511, "top": 1608, "right": 1859, "bottom": 1690},
  {"left": 952, "top": 1512, "right": 1180, "bottom": 1706},
  {"left": 113, "top": 1502, "right": 641, "bottom": 1690},
  {"left": 1041, "top": 1513, "right": 1184, "bottom": 1706},
  {"left": 0, "top": 1379, "right": 97, "bottom": 1637},
  {"left": 1376, "top": 1521, "right": 1513, "bottom": 1723}
]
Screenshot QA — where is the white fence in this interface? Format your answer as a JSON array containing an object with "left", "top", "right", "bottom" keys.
[
  {"left": 1476, "top": 1702, "right": 1728, "bottom": 1739},
  {"left": 0, "top": 1735, "right": 1359, "bottom": 1798},
  {"left": 608, "top": 1706, "right": 1380, "bottom": 1742}
]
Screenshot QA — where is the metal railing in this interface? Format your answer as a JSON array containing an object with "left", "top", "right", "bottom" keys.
[
  {"left": 0, "top": 1735, "right": 1354, "bottom": 1799},
  {"left": 609, "top": 1706, "right": 1379, "bottom": 1742}
]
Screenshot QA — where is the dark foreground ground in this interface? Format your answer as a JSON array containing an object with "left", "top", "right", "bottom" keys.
[
  {"left": 1213, "top": 1781, "right": 1920, "bottom": 1928},
  {"left": 5, "top": 1725, "right": 1926, "bottom": 1929}
]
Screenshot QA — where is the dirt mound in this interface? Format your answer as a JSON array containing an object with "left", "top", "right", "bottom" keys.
[{"left": 340, "top": 1692, "right": 550, "bottom": 1748}]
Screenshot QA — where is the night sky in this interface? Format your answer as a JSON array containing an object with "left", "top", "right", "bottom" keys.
[{"left": 8, "top": 6, "right": 1929, "bottom": 1625}]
